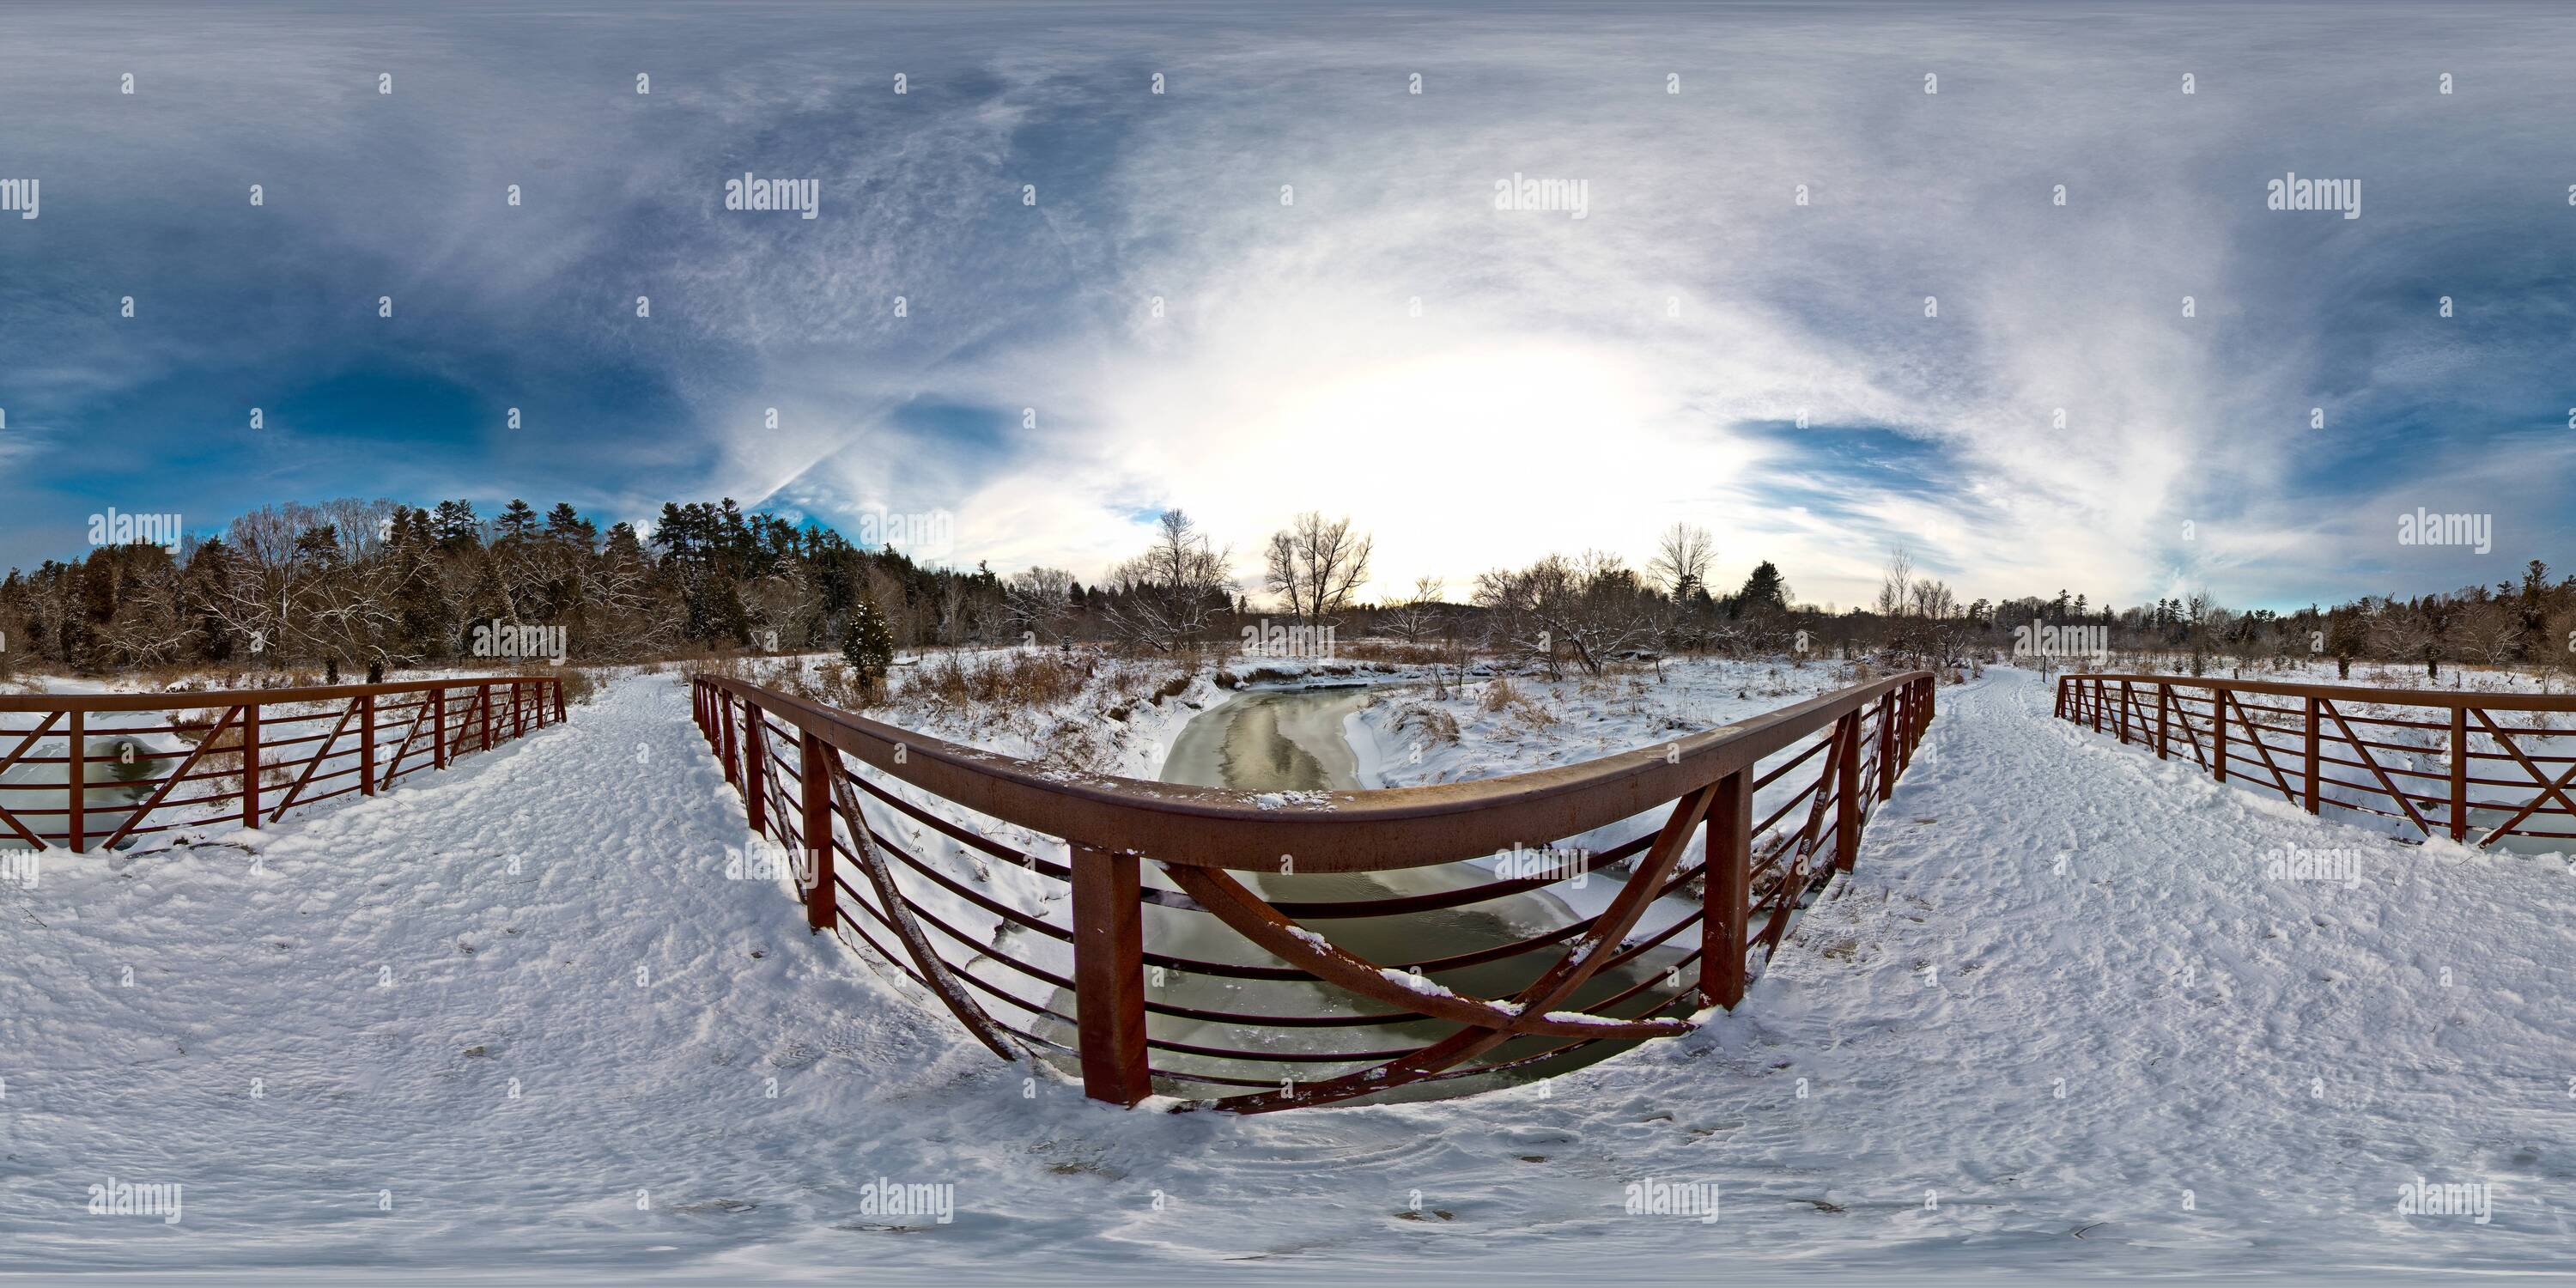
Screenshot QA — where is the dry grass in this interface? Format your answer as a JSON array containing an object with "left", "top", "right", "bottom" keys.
[
  {"left": 1476, "top": 677, "right": 1558, "bottom": 730},
  {"left": 1336, "top": 639, "right": 1448, "bottom": 666},
  {"left": 1392, "top": 702, "right": 1461, "bottom": 745},
  {"left": 902, "top": 650, "right": 1091, "bottom": 711},
  {"left": 550, "top": 666, "right": 605, "bottom": 708}
]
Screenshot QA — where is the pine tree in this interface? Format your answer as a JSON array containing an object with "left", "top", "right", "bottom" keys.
[
  {"left": 1735, "top": 562, "right": 1790, "bottom": 616},
  {"left": 495, "top": 498, "right": 539, "bottom": 544},
  {"left": 842, "top": 595, "right": 894, "bottom": 690}
]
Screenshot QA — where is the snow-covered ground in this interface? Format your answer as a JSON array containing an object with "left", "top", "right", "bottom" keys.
[
  {"left": 5, "top": 664, "right": 2573, "bottom": 1283},
  {"left": 1348, "top": 657, "right": 1860, "bottom": 788}
]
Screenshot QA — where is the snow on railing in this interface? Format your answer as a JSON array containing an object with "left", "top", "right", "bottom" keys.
[
  {"left": 2057, "top": 673, "right": 2576, "bottom": 848},
  {"left": 0, "top": 677, "right": 568, "bottom": 852},
  {"left": 694, "top": 667, "right": 1937, "bottom": 1112}
]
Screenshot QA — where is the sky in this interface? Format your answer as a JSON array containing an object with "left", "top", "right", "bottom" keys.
[{"left": 3, "top": 0, "right": 2573, "bottom": 613}]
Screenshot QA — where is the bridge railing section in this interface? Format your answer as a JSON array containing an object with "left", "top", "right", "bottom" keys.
[
  {"left": 0, "top": 676, "right": 568, "bottom": 852},
  {"left": 2055, "top": 672, "right": 2576, "bottom": 848},
  {"left": 693, "top": 667, "right": 1937, "bottom": 1112}
]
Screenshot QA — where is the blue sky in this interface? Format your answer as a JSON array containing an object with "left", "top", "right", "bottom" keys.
[{"left": 3, "top": 1, "right": 2573, "bottom": 611}]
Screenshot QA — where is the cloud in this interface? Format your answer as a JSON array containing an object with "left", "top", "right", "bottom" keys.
[{"left": 7, "top": 3, "right": 2574, "bottom": 615}]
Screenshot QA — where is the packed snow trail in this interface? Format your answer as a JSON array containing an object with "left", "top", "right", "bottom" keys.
[{"left": 3, "top": 667, "right": 2572, "bottom": 1282}]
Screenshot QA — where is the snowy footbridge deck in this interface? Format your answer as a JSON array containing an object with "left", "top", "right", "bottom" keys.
[
  {"left": 32, "top": 665, "right": 2573, "bottom": 1117},
  {"left": 690, "top": 670, "right": 1938, "bottom": 1111},
  {"left": 20, "top": 665, "right": 2576, "bottom": 1269}
]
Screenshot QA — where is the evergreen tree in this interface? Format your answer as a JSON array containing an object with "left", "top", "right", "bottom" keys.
[
  {"left": 842, "top": 595, "right": 894, "bottom": 689},
  {"left": 431, "top": 499, "right": 483, "bottom": 551},
  {"left": 1735, "top": 561, "right": 1790, "bottom": 616},
  {"left": 495, "top": 499, "right": 539, "bottom": 544}
]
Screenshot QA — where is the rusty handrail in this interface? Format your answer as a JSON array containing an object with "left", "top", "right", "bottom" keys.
[
  {"left": 2055, "top": 671, "right": 2576, "bottom": 847},
  {"left": 696, "top": 666, "right": 1940, "bottom": 1111},
  {"left": 2057, "top": 671, "right": 2576, "bottom": 712},
  {"left": 694, "top": 673, "right": 1928, "bottom": 872},
  {"left": 0, "top": 675, "right": 568, "bottom": 852}
]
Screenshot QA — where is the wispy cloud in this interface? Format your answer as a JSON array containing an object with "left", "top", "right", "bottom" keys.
[{"left": 4, "top": 3, "right": 2572, "bottom": 611}]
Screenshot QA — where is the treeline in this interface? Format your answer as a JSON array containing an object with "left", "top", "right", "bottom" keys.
[
  {"left": 0, "top": 496, "right": 1028, "bottom": 676},
  {"left": 1966, "top": 560, "right": 2576, "bottom": 680},
  {"left": 6, "top": 495, "right": 2570, "bottom": 685}
]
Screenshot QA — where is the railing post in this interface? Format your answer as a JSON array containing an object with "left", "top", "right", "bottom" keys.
[
  {"left": 360, "top": 693, "right": 377, "bottom": 797},
  {"left": 2156, "top": 683, "right": 2170, "bottom": 760},
  {"left": 720, "top": 693, "right": 739, "bottom": 786},
  {"left": 744, "top": 701, "right": 769, "bottom": 838},
  {"left": 1834, "top": 712, "right": 1861, "bottom": 872},
  {"left": 1894, "top": 683, "right": 1911, "bottom": 769},
  {"left": 1070, "top": 844, "right": 1152, "bottom": 1106},
  {"left": 2450, "top": 705, "right": 2470, "bottom": 841},
  {"left": 1700, "top": 769, "right": 1753, "bottom": 1008},
  {"left": 2303, "top": 696, "right": 2321, "bottom": 813},
  {"left": 2211, "top": 689, "right": 2227, "bottom": 783},
  {"left": 513, "top": 681, "right": 526, "bottom": 740},
  {"left": 432, "top": 687, "right": 447, "bottom": 769},
  {"left": 2092, "top": 677, "right": 2105, "bottom": 733},
  {"left": 800, "top": 731, "right": 837, "bottom": 933},
  {"left": 482, "top": 683, "right": 495, "bottom": 752},
  {"left": 241, "top": 702, "right": 261, "bottom": 830},
  {"left": 2117, "top": 680, "right": 2132, "bottom": 744},
  {"left": 1876, "top": 692, "right": 1897, "bottom": 802},
  {"left": 554, "top": 678, "right": 566, "bottom": 722},
  {"left": 67, "top": 708, "right": 85, "bottom": 853}
]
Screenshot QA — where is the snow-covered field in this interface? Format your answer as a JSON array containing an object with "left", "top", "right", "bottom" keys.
[{"left": 5, "top": 663, "right": 2573, "bottom": 1283}]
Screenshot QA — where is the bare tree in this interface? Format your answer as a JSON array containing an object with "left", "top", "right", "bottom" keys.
[
  {"left": 2452, "top": 599, "right": 2524, "bottom": 667},
  {"left": 1647, "top": 522, "right": 1715, "bottom": 599},
  {"left": 1875, "top": 546, "right": 1917, "bottom": 620},
  {"left": 1262, "top": 512, "right": 1373, "bottom": 622},
  {"left": 1005, "top": 566, "right": 1077, "bottom": 646},
  {"left": 1103, "top": 509, "right": 1235, "bottom": 653},
  {"left": 1382, "top": 574, "right": 1447, "bottom": 643},
  {"left": 1474, "top": 551, "right": 1656, "bottom": 677}
]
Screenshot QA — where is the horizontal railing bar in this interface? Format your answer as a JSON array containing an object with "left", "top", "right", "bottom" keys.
[
  {"left": 2070, "top": 674, "right": 2576, "bottom": 712},
  {"left": 701, "top": 669, "right": 1935, "bottom": 872},
  {"left": 0, "top": 676, "right": 561, "bottom": 714}
]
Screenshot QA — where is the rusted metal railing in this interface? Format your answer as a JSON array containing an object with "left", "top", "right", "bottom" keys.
[
  {"left": 694, "top": 668, "right": 1937, "bottom": 1111},
  {"left": 2056, "top": 672, "right": 2576, "bottom": 848},
  {"left": 0, "top": 676, "right": 568, "bottom": 852}
]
